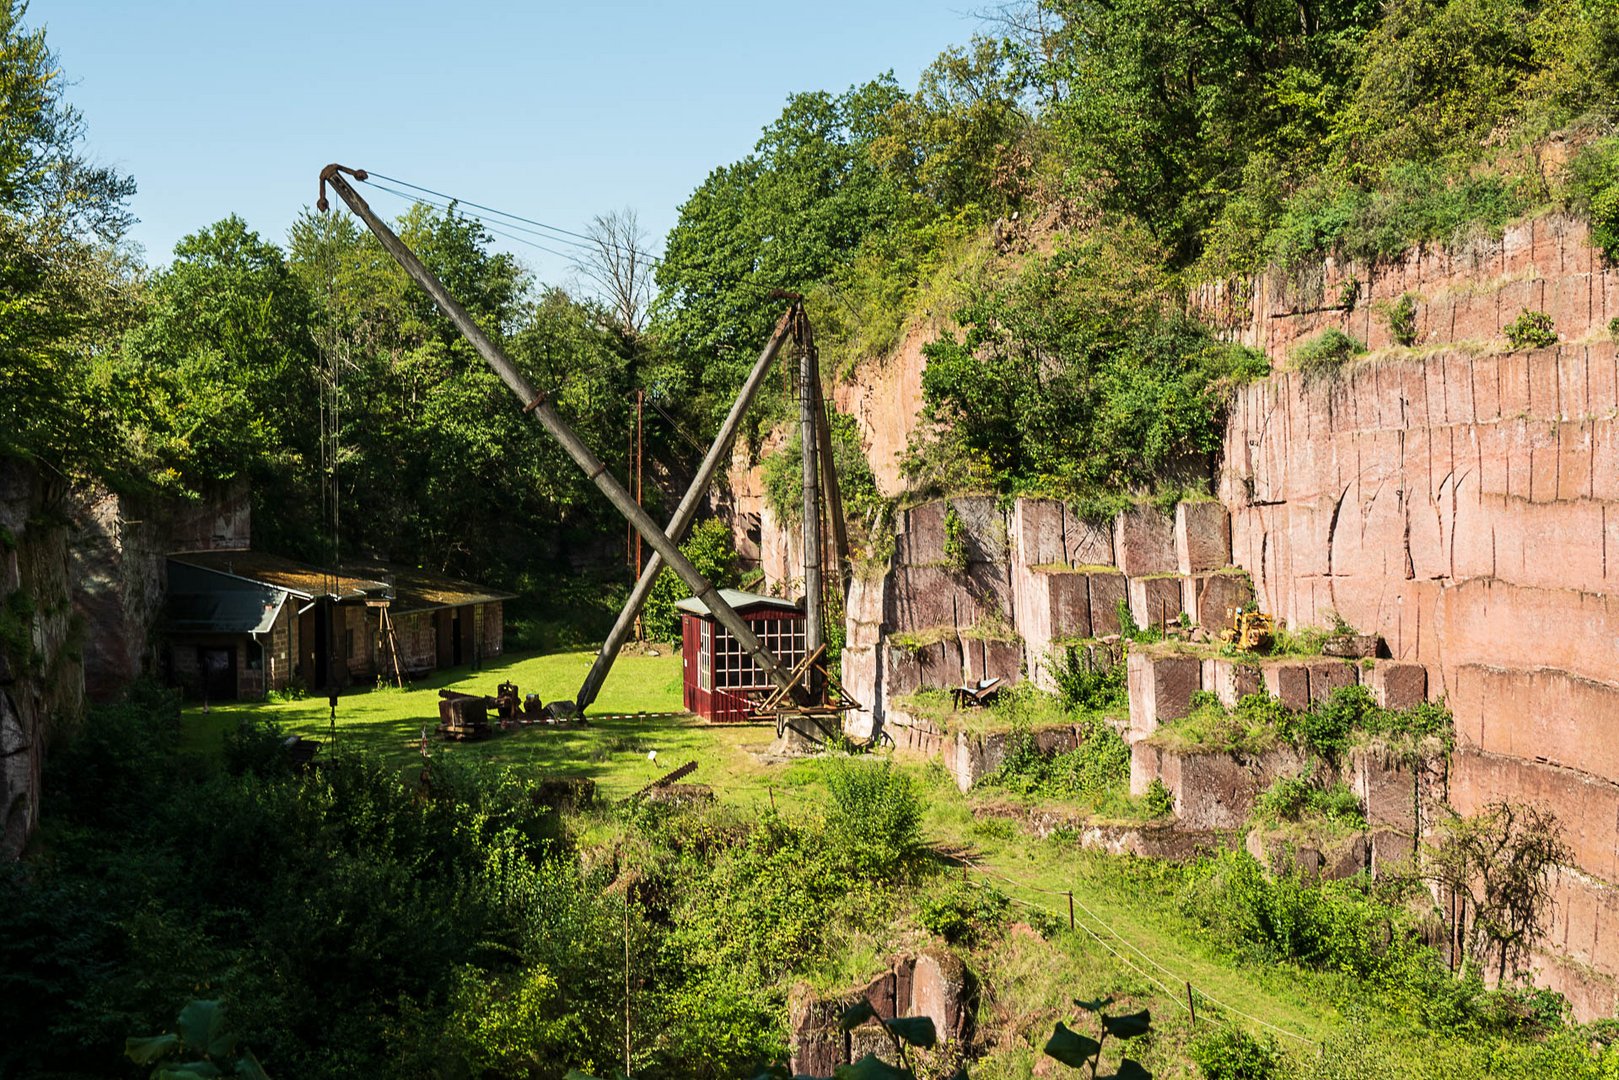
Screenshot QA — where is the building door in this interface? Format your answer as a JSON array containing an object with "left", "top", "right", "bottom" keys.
[
  {"left": 200, "top": 647, "right": 236, "bottom": 700},
  {"left": 451, "top": 609, "right": 463, "bottom": 666}
]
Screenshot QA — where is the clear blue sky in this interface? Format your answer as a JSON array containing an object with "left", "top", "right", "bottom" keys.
[{"left": 41, "top": 1, "right": 983, "bottom": 287}]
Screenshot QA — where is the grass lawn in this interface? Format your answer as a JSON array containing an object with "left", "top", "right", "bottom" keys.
[
  {"left": 180, "top": 648, "right": 1425, "bottom": 1061},
  {"left": 182, "top": 646, "right": 828, "bottom": 805}
]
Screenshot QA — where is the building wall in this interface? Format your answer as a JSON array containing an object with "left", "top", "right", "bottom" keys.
[
  {"left": 342, "top": 604, "right": 370, "bottom": 683},
  {"left": 392, "top": 611, "right": 439, "bottom": 674},
  {"left": 480, "top": 600, "right": 503, "bottom": 659}
]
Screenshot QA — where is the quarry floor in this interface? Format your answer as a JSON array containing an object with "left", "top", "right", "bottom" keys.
[{"left": 181, "top": 648, "right": 1535, "bottom": 1075}]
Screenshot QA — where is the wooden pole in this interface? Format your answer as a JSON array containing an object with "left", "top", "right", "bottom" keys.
[
  {"left": 1185, "top": 982, "right": 1196, "bottom": 1025},
  {"left": 798, "top": 309, "right": 823, "bottom": 686},
  {"left": 321, "top": 167, "right": 801, "bottom": 700},
  {"left": 1068, "top": 891, "right": 1075, "bottom": 931}
]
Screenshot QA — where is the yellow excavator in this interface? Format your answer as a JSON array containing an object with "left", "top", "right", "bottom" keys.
[{"left": 1220, "top": 604, "right": 1274, "bottom": 652}]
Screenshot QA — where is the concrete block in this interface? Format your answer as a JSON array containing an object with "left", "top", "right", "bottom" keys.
[
  {"left": 1114, "top": 505, "right": 1178, "bottom": 577},
  {"left": 1175, "top": 500, "right": 1231, "bottom": 574}
]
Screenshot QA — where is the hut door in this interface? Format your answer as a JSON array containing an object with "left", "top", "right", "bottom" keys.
[{"left": 200, "top": 647, "right": 236, "bottom": 700}]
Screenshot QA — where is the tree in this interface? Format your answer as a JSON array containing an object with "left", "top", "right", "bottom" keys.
[
  {"left": 1425, "top": 800, "right": 1571, "bottom": 984},
  {"left": 0, "top": 0, "right": 139, "bottom": 474},
  {"left": 573, "top": 208, "right": 653, "bottom": 337}
]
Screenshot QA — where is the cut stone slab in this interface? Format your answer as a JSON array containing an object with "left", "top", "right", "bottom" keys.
[
  {"left": 1175, "top": 500, "right": 1232, "bottom": 574},
  {"left": 1366, "top": 662, "right": 1428, "bottom": 710},
  {"left": 1307, "top": 660, "right": 1360, "bottom": 703},
  {"left": 1203, "top": 657, "right": 1264, "bottom": 707},
  {"left": 1262, "top": 662, "right": 1312, "bottom": 711},
  {"left": 1127, "top": 649, "right": 1202, "bottom": 740},
  {"left": 1185, "top": 570, "right": 1254, "bottom": 629},
  {"left": 1087, "top": 571, "right": 1127, "bottom": 637},
  {"left": 1129, "top": 575, "right": 1186, "bottom": 630},
  {"left": 1114, "top": 505, "right": 1178, "bottom": 577}
]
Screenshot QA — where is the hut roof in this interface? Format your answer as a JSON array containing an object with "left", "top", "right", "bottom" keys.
[
  {"left": 674, "top": 589, "right": 801, "bottom": 617},
  {"left": 169, "top": 550, "right": 388, "bottom": 601}
]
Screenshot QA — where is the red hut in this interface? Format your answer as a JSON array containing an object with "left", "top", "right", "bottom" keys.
[{"left": 678, "top": 589, "right": 806, "bottom": 723}]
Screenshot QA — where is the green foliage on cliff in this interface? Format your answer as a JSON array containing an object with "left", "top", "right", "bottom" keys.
[{"left": 910, "top": 226, "right": 1269, "bottom": 503}]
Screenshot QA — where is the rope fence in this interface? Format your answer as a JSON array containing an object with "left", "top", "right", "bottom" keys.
[{"left": 956, "top": 854, "right": 1315, "bottom": 1045}]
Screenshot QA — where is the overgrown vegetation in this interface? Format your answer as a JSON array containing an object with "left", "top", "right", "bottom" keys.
[
  {"left": 1504, "top": 308, "right": 1559, "bottom": 349},
  {"left": 1291, "top": 327, "right": 1367, "bottom": 382},
  {"left": 1153, "top": 684, "right": 1453, "bottom": 763}
]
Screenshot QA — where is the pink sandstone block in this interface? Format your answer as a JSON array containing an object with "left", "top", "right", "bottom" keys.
[
  {"left": 1558, "top": 421, "right": 1594, "bottom": 502},
  {"left": 1528, "top": 347, "right": 1563, "bottom": 420},
  {"left": 916, "top": 638, "right": 965, "bottom": 689},
  {"left": 1547, "top": 274, "right": 1593, "bottom": 342},
  {"left": 1443, "top": 353, "right": 1476, "bottom": 426},
  {"left": 1450, "top": 747, "right": 1619, "bottom": 884},
  {"left": 1128, "top": 575, "right": 1185, "bottom": 630},
  {"left": 1087, "top": 571, "right": 1127, "bottom": 637},
  {"left": 1592, "top": 419, "right": 1619, "bottom": 502},
  {"left": 1204, "top": 658, "right": 1264, "bottom": 707},
  {"left": 1114, "top": 505, "right": 1178, "bottom": 577},
  {"left": 1043, "top": 570, "right": 1092, "bottom": 640},
  {"left": 1063, "top": 512, "right": 1116, "bottom": 567},
  {"left": 900, "top": 501, "right": 947, "bottom": 564},
  {"left": 1472, "top": 355, "right": 1502, "bottom": 421},
  {"left": 1365, "top": 662, "right": 1427, "bottom": 710},
  {"left": 1498, "top": 352, "right": 1533, "bottom": 419},
  {"left": 888, "top": 565, "right": 959, "bottom": 631},
  {"left": 1187, "top": 572, "right": 1255, "bottom": 630},
  {"left": 1014, "top": 498, "right": 1065, "bottom": 566},
  {"left": 1175, "top": 500, "right": 1232, "bottom": 574},
  {"left": 964, "top": 637, "right": 1023, "bottom": 686},
  {"left": 1141, "top": 651, "right": 1202, "bottom": 725},
  {"left": 1262, "top": 662, "right": 1312, "bottom": 711},
  {"left": 1453, "top": 664, "right": 1619, "bottom": 784},
  {"left": 1588, "top": 343, "right": 1619, "bottom": 416},
  {"left": 1306, "top": 660, "right": 1359, "bottom": 703},
  {"left": 1560, "top": 347, "right": 1591, "bottom": 421}
]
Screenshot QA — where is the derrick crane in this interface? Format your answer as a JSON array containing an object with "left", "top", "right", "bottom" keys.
[
  {"left": 317, "top": 164, "right": 855, "bottom": 739},
  {"left": 317, "top": 164, "right": 805, "bottom": 707}
]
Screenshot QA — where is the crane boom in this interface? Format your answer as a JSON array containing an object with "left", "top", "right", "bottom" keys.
[{"left": 317, "top": 164, "right": 804, "bottom": 703}]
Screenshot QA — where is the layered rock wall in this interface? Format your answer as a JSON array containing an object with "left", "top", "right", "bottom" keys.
[
  {"left": 1216, "top": 215, "right": 1619, "bottom": 1015},
  {"left": 0, "top": 461, "right": 85, "bottom": 858}
]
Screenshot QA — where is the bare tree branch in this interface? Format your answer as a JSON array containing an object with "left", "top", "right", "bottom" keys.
[{"left": 572, "top": 208, "right": 652, "bottom": 337}]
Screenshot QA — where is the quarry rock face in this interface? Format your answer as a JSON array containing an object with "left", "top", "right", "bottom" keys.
[
  {"left": 0, "top": 460, "right": 85, "bottom": 859},
  {"left": 1211, "top": 213, "right": 1619, "bottom": 1016}
]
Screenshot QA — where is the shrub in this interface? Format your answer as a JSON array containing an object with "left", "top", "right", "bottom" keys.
[
  {"left": 1145, "top": 778, "right": 1175, "bottom": 818},
  {"left": 982, "top": 722, "right": 1131, "bottom": 804},
  {"left": 1610, "top": 315, "right": 1619, "bottom": 343},
  {"left": 823, "top": 757, "right": 922, "bottom": 877},
  {"left": 641, "top": 518, "right": 741, "bottom": 642},
  {"left": 918, "top": 879, "right": 1008, "bottom": 945},
  {"left": 1291, "top": 328, "right": 1367, "bottom": 382},
  {"left": 1504, "top": 309, "right": 1558, "bottom": 349},
  {"left": 1051, "top": 649, "right": 1127, "bottom": 713},
  {"left": 1255, "top": 776, "right": 1365, "bottom": 828},
  {"left": 1383, "top": 292, "right": 1419, "bottom": 346},
  {"left": 1189, "top": 1025, "right": 1283, "bottom": 1080}
]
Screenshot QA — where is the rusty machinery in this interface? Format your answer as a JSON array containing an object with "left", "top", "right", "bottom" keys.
[{"left": 318, "top": 165, "right": 856, "bottom": 742}]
